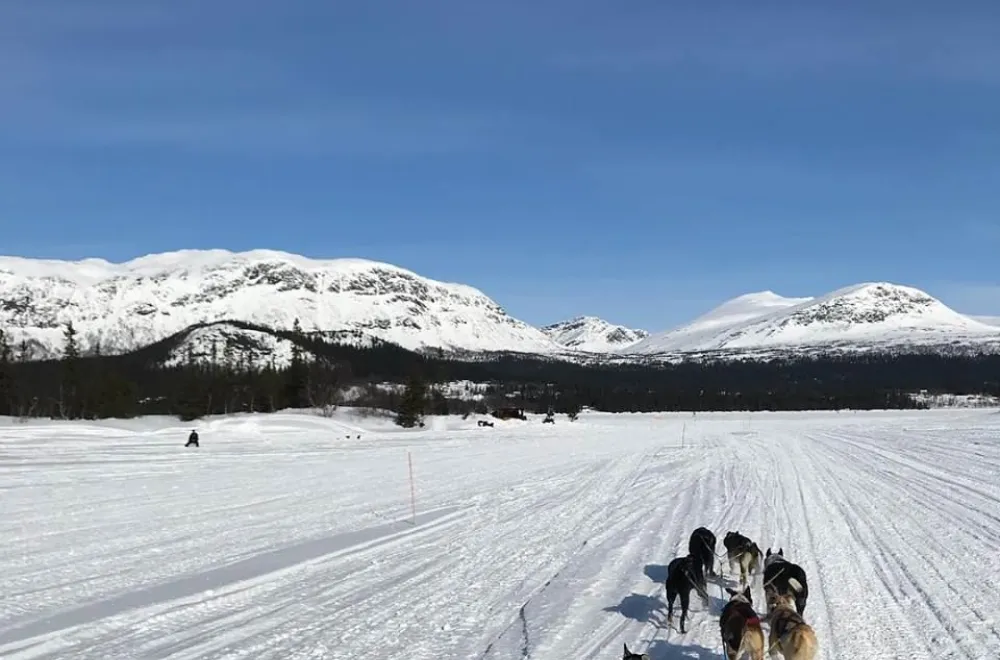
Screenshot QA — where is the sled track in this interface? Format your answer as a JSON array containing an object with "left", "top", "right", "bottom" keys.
[
  {"left": 808, "top": 429, "right": 1000, "bottom": 659},
  {"left": 4, "top": 410, "right": 1000, "bottom": 659}
]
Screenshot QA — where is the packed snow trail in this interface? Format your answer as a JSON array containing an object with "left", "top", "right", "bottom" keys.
[{"left": 2, "top": 409, "right": 999, "bottom": 659}]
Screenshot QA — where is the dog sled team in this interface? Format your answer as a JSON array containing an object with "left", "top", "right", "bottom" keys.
[{"left": 622, "top": 528, "right": 818, "bottom": 660}]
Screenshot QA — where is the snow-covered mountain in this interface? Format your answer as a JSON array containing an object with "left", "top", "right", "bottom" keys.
[
  {"left": 973, "top": 315, "right": 1000, "bottom": 328},
  {"left": 627, "top": 291, "right": 812, "bottom": 354},
  {"left": 0, "top": 249, "right": 563, "bottom": 359},
  {"left": 626, "top": 282, "right": 1000, "bottom": 357},
  {"left": 2, "top": 248, "right": 998, "bottom": 364},
  {"left": 541, "top": 316, "right": 648, "bottom": 353}
]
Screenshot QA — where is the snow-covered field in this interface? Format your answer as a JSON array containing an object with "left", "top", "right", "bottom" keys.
[{"left": 3, "top": 408, "right": 1000, "bottom": 659}]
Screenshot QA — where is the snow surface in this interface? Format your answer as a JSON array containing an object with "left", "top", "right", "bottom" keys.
[
  {"left": 911, "top": 392, "right": 1000, "bottom": 408},
  {"left": 0, "top": 249, "right": 562, "bottom": 359},
  {"left": 3, "top": 407, "right": 1000, "bottom": 659},
  {"left": 627, "top": 282, "right": 1000, "bottom": 356},
  {"left": 541, "top": 316, "right": 648, "bottom": 353},
  {"left": 338, "top": 380, "right": 490, "bottom": 404}
]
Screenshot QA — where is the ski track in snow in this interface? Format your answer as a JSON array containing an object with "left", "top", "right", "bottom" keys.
[{"left": 2, "top": 409, "right": 1000, "bottom": 659}]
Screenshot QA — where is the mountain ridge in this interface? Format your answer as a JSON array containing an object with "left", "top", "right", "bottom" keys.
[
  {"left": 626, "top": 281, "right": 1000, "bottom": 356},
  {"left": 0, "top": 249, "right": 564, "bottom": 359},
  {"left": 541, "top": 316, "right": 648, "bottom": 353},
  {"left": 2, "top": 249, "right": 999, "bottom": 363}
]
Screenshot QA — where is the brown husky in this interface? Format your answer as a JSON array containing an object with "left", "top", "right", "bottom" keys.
[
  {"left": 719, "top": 585, "right": 765, "bottom": 660},
  {"left": 764, "top": 589, "right": 818, "bottom": 660}
]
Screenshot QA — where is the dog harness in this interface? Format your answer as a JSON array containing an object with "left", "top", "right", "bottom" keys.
[
  {"left": 725, "top": 602, "right": 759, "bottom": 628},
  {"left": 771, "top": 614, "right": 802, "bottom": 639}
]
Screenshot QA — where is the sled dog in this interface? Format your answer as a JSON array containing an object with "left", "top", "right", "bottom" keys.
[
  {"left": 724, "top": 531, "right": 761, "bottom": 586},
  {"left": 764, "top": 590, "right": 818, "bottom": 660},
  {"left": 689, "top": 526, "right": 717, "bottom": 578},
  {"left": 763, "top": 548, "right": 809, "bottom": 614},
  {"left": 665, "top": 554, "right": 711, "bottom": 634},
  {"left": 719, "top": 585, "right": 765, "bottom": 660},
  {"left": 622, "top": 642, "right": 650, "bottom": 659}
]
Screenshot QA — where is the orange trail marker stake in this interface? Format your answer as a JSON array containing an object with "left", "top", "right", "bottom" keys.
[{"left": 408, "top": 450, "right": 416, "bottom": 526}]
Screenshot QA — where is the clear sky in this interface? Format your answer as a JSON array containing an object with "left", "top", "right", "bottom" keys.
[{"left": 2, "top": 0, "right": 999, "bottom": 331}]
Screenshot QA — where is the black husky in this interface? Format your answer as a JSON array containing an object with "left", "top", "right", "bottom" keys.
[
  {"left": 621, "top": 642, "right": 650, "bottom": 659},
  {"left": 763, "top": 548, "right": 809, "bottom": 614},
  {"left": 688, "top": 527, "right": 717, "bottom": 578},
  {"left": 665, "top": 554, "right": 710, "bottom": 633}
]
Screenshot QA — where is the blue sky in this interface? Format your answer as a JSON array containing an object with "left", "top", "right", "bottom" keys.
[{"left": 2, "top": 0, "right": 999, "bottom": 331}]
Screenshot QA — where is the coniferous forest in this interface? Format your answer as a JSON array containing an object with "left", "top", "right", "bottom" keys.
[{"left": 2, "top": 321, "right": 1000, "bottom": 423}]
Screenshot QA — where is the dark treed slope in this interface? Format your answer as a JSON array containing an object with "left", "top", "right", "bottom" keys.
[{"left": 3, "top": 320, "right": 1000, "bottom": 421}]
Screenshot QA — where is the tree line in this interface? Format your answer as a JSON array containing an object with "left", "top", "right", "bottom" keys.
[{"left": 3, "top": 320, "right": 1000, "bottom": 423}]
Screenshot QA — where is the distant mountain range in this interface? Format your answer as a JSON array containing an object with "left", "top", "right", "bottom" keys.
[
  {"left": 972, "top": 315, "right": 1000, "bottom": 327},
  {"left": 622, "top": 284, "right": 1000, "bottom": 359},
  {"left": 541, "top": 316, "right": 648, "bottom": 353},
  {"left": 2, "top": 249, "right": 999, "bottom": 366}
]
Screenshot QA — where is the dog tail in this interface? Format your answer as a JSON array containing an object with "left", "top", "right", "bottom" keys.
[{"left": 788, "top": 577, "right": 802, "bottom": 593}]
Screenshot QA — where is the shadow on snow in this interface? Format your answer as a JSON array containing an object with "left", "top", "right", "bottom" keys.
[
  {"left": 603, "top": 592, "right": 666, "bottom": 625},
  {"left": 646, "top": 639, "right": 722, "bottom": 659},
  {"left": 599, "top": 563, "right": 728, "bottom": 659},
  {"left": 644, "top": 563, "right": 669, "bottom": 584}
]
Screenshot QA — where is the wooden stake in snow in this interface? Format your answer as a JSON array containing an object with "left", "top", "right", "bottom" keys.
[
  {"left": 681, "top": 423, "right": 686, "bottom": 448},
  {"left": 408, "top": 450, "right": 417, "bottom": 526}
]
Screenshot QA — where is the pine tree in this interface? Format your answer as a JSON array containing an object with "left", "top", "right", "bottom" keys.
[
  {"left": 395, "top": 373, "right": 427, "bottom": 428},
  {"left": 0, "top": 328, "right": 12, "bottom": 416},
  {"left": 284, "top": 318, "right": 307, "bottom": 408},
  {"left": 63, "top": 321, "right": 80, "bottom": 361},
  {"left": 88, "top": 338, "right": 105, "bottom": 420},
  {"left": 429, "top": 388, "right": 449, "bottom": 416},
  {"left": 60, "top": 321, "right": 80, "bottom": 419}
]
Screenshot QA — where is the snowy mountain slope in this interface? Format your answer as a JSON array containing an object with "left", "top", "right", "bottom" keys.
[
  {"left": 161, "top": 323, "right": 294, "bottom": 369},
  {"left": 0, "top": 249, "right": 563, "bottom": 359},
  {"left": 541, "top": 316, "right": 648, "bottom": 352},
  {"left": 160, "top": 321, "right": 400, "bottom": 370},
  {"left": 3, "top": 409, "right": 998, "bottom": 659},
  {"left": 627, "top": 282, "right": 1000, "bottom": 356},
  {"left": 973, "top": 315, "right": 1000, "bottom": 327},
  {"left": 626, "top": 291, "right": 811, "bottom": 354}
]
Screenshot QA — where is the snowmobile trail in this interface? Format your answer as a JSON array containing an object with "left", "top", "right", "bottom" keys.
[{"left": 2, "top": 409, "right": 999, "bottom": 659}]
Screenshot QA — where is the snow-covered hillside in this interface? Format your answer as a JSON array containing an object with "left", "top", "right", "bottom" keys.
[
  {"left": 162, "top": 321, "right": 396, "bottom": 369},
  {"left": 2, "top": 408, "right": 998, "bottom": 658},
  {"left": 973, "top": 315, "right": 1000, "bottom": 327},
  {"left": 627, "top": 291, "right": 811, "bottom": 354},
  {"left": 541, "top": 316, "right": 648, "bottom": 352},
  {"left": 0, "top": 249, "right": 562, "bottom": 359},
  {"left": 627, "top": 282, "right": 1000, "bottom": 357}
]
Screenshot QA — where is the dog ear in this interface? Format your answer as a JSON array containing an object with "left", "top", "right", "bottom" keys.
[
  {"left": 766, "top": 548, "right": 771, "bottom": 557},
  {"left": 779, "top": 548, "right": 783, "bottom": 556},
  {"left": 725, "top": 587, "right": 738, "bottom": 597},
  {"left": 742, "top": 585, "right": 752, "bottom": 601},
  {"left": 624, "top": 642, "right": 629, "bottom": 655}
]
